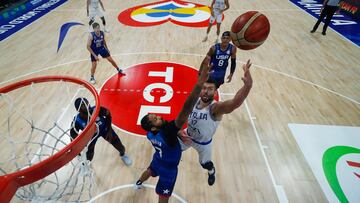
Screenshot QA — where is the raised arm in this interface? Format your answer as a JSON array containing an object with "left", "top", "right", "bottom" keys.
[
  {"left": 223, "top": 0, "right": 230, "bottom": 12},
  {"left": 199, "top": 46, "right": 215, "bottom": 75},
  {"left": 175, "top": 56, "right": 211, "bottom": 128},
  {"left": 212, "top": 59, "right": 253, "bottom": 116}
]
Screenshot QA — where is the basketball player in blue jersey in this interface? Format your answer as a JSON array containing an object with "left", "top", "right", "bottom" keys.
[
  {"left": 70, "top": 97, "right": 132, "bottom": 166},
  {"left": 179, "top": 59, "right": 252, "bottom": 186},
  {"left": 201, "top": 31, "right": 237, "bottom": 88},
  {"left": 134, "top": 57, "right": 212, "bottom": 203},
  {"left": 87, "top": 22, "right": 124, "bottom": 84}
]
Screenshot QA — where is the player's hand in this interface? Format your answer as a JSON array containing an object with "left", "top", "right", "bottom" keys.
[
  {"left": 178, "top": 130, "right": 192, "bottom": 145},
  {"left": 226, "top": 74, "right": 233, "bottom": 83},
  {"left": 241, "top": 59, "right": 252, "bottom": 87},
  {"left": 198, "top": 56, "right": 212, "bottom": 84},
  {"left": 95, "top": 56, "right": 99, "bottom": 61},
  {"left": 211, "top": 9, "right": 215, "bottom": 17}
]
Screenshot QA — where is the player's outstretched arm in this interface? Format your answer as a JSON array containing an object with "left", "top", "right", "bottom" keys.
[
  {"left": 175, "top": 56, "right": 211, "bottom": 128},
  {"left": 212, "top": 59, "right": 253, "bottom": 116},
  {"left": 199, "top": 47, "right": 214, "bottom": 75}
]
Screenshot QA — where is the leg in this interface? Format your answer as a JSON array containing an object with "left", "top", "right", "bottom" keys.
[
  {"left": 105, "top": 56, "right": 119, "bottom": 69},
  {"left": 104, "top": 129, "right": 132, "bottom": 165},
  {"left": 216, "top": 23, "right": 221, "bottom": 37},
  {"left": 203, "top": 14, "right": 215, "bottom": 42},
  {"left": 139, "top": 168, "right": 152, "bottom": 183},
  {"left": 90, "top": 61, "right": 97, "bottom": 77},
  {"left": 215, "top": 13, "right": 222, "bottom": 42},
  {"left": 322, "top": 6, "right": 337, "bottom": 34},
  {"left": 312, "top": 6, "right": 328, "bottom": 32},
  {"left": 195, "top": 142, "right": 215, "bottom": 185},
  {"left": 158, "top": 196, "right": 170, "bottom": 203},
  {"left": 155, "top": 168, "right": 177, "bottom": 203},
  {"left": 89, "top": 18, "right": 94, "bottom": 26},
  {"left": 104, "top": 129, "right": 125, "bottom": 155},
  {"left": 100, "top": 16, "right": 106, "bottom": 26},
  {"left": 105, "top": 56, "right": 124, "bottom": 74},
  {"left": 135, "top": 162, "right": 158, "bottom": 189},
  {"left": 86, "top": 137, "right": 99, "bottom": 161}
]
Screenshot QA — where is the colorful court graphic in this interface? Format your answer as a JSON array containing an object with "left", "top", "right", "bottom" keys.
[
  {"left": 99, "top": 62, "right": 219, "bottom": 136},
  {"left": 118, "top": 0, "right": 219, "bottom": 27},
  {"left": 288, "top": 124, "right": 360, "bottom": 203}
]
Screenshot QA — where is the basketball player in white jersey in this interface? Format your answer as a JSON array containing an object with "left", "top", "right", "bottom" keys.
[
  {"left": 203, "top": 0, "right": 230, "bottom": 43},
  {"left": 178, "top": 59, "right": 252, "bottom": 186},
  {"left": 87, "top": 0, "right": 109, "bottom": 32}
]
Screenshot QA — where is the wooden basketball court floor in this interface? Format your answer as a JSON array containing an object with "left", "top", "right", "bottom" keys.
[{"left": 0, "top": 0, "right": 359, "bottom": 202}]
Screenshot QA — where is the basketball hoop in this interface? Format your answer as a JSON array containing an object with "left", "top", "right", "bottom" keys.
[{"left": 0, "top": 76, "right": 100, "bottom": 202}]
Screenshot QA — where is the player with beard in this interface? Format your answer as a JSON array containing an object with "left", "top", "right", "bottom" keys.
[
  {"left": 178, "top": 59, "right": 253, "bottom": 186},
  {"left": 134, "top": 57, "right": 212, "bottom": 203}
]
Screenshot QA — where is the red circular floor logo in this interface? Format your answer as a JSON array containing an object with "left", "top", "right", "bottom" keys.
[{"left": 100, "top": 62, "right": 219, "bottom": 136}]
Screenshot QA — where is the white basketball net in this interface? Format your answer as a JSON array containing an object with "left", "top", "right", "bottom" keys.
[{"left": 0, "top": 79, "right": 98, "bottom": 202}]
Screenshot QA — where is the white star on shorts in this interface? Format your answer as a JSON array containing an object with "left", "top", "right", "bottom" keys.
[{"left": 163, "top": 189, "right": 170, "bottom": 194}]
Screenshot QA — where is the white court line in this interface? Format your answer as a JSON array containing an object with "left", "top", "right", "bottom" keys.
[
  {"left": 288, "top": 1, "right": 359, "bottom": 48},
  {"left": 87, "top": 184, "right": 187, "bottom": 203},
  {"left": 244, "top": 100, "right": 289, "bottom": 203},
  {"left": 0, "top": 52, "right": 358, "bottom": 106},
  {"left": 253, "top": 64, "right": 360, "bottom": 105}
]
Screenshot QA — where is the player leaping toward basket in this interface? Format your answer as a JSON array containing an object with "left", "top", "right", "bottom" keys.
[
  {"left": 179, "top": 59, "right": 252, "bottom": 186},
  {"left": 134, "top": 56, "right": 212, "bottom": 203}
]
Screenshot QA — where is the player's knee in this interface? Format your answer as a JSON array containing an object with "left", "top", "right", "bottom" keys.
[{"left": 201, "top": 161, "right": 214, "bottom": 170}]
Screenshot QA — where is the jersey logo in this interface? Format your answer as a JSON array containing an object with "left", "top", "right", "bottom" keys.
[{"left": 118, "top": 0, "right": 222, "bottom": 27}]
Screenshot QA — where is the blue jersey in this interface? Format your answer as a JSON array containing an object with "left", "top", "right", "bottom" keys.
[
  {"left": 90, "top": 31, "right": 106, "bottom": 52},
  {"left": 146, "top": 121, "right": 181, "bottom": 167},
  {"left": 210, "top": 43, "right": 234, "bottom": 78},
  {"left": 72, "top": 106, "right": 109, "bottom": 137}
]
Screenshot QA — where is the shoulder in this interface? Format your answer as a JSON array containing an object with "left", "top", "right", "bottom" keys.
[
  {"left": 210, "top": 101, "right": 223, "bottom": 121},
  {"left": 163, "top": 120, "right": 180, "bottom": 134}
]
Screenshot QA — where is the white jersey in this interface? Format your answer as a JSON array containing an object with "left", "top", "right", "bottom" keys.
[
  {"left": 187, "top": 99, "right": 220, "bottom": 143},
  {"left": 90, "top": 0, "right": 100, "bottom": 9},
  {"left": 213, "top": 0, "right": 226, "bottom": 11}
]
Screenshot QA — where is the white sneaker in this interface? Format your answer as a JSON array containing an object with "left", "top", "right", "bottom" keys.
[
  {"left": 202, "top": 36, "right": 208, "bottom": 42},
  {"left": 117, "top": 68, "right": 125, "bottom": 75},
  {"left": 134, "top": 183, "right": 144, "bottom": 190},
  {"left": 104, "top": 27, "right": 110, "bottom": 33},
  {"left": 121, "top": 154, "right": 132, "bottom": 166},
  {"left": 89, "top": 77, "right": 96, "bottom": 84}
]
